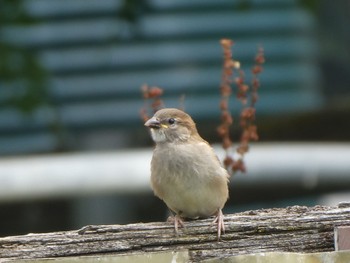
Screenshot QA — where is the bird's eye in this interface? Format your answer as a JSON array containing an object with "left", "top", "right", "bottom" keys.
[{"left": 168, "top": 118, "right": 175, "bottom": 125}]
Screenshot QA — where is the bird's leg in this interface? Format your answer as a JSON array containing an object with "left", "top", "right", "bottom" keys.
[
  {"left": 167, "top": 213, "right": 185, "bottom": 235},
  {"left": 174, "top": 214, "right": 185, "bottom": 234},
  {"left": 212, "top": 209, "right": 225, "bottom": 240}
]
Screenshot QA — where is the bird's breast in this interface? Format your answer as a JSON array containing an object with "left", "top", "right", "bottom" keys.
[{"left": 150, "top": 141, "right": 229, "bottom": 218}]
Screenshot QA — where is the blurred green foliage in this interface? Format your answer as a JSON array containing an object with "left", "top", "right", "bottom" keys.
[
  {"left": 0, "top": 0, "right": 48, "bottom": 113},
  {"left": 0, "top": 0, "right": 34, "bottom": 24},
  {"left": 0, "top": 43, "right": 48, "bottom": 113},
  {"left": 297, "top": 0, "right": 320, "bottom": 14},
  {"left": 117, "top": 0, "right": 150, "bottom": 23}
]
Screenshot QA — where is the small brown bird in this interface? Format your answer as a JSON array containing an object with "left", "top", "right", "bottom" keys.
[{"left": 145, "top": 108, "right": 229, "bottom": 239}]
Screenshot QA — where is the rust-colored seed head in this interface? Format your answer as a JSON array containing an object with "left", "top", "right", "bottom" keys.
[
  {"left": 216, "top": 124, "right": 228, "bottom": 137},
  {"left": 239, "top": 84, "right": 249, "bottom": 93},
  {"left": 148, "top": 87, "right": 163, "bottom": 98},
  {"left": 222, "top": 137, "right": 232, "bottom": 149},
  {"left": 241, "top": 108, "right": 256, "bottom": 120},
  {"left": 223, "top": 156, "right": 234, "bottom": 168},
  {"left": 141, "top": 85, "right": 150, "bottom": 99},
  {"left": 235, "top": 77, "right": 244, "bottom": 86},
  {"left": 220, "top": 84, "right": 232, "bottom": 97},
  {"left": 252, "top": 78, "right": 260, "bottom": 88},
  {"left": 220, "top": 100, "right": 228, "bottom": 111},
  {"left": 140, "top": 108, "right": 149, "bottom": 122},
  {"left": 232, "top": 160, "right": 246, "bottom": 173},
  {"left": 221, "top": 111, "right": 233, "bottom": 125},
  {"left": 252, "top": 65, "right": 263, "bottom": 74},
  {"left": 255, "top": 50, "right": 265, "bottom": 64}
]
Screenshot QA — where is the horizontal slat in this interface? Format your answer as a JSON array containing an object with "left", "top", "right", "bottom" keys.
[
  {"left": 1, "top": 10, "right": 313, "bottom": 47},
  {"left": 0, "top": 89, "right": 323, "bottom": 133},
  {"left": 0, "top": 63, "right": 320, "bottom": 104},
  {"left": 139, "top": 10, "right": 313, "bottom": 38},
  {"left": 0, "top": 133, "right": 57, "bottom": 155},
  {"left": 24, "top": 0, "right": 122, "bottom": 18},
  {"left": 0, "top": 107, "right": 54, "bottom": 132},
  {"left": 57, "top": 91, "right": 323, "bottom": 128},
  {"left": 23, "top": 0, "right": 297, "bottom": 19},
  {"left": 148, "top": 0, "right": 298, "bottom": 10},
  {"left": 1, "top": 19, "right": 125, "bottom": 47},
  {"left": 47, "top": 63, "right": 320, "bottom": 100},
  {"left": 23, "top": 0, "right": 299, "bottom": 20},
  {"left": 179, "top": 90, "right": 324, "bottom": 118},
  {"left": 38, "top": 37, "right": 317, "bottom": 73}
]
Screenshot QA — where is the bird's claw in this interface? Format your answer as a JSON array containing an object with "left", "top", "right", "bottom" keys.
[
  {"left": 168, "top": 214, "right": 185, "bottom": 235},
  {"left": 212, "top": 209, "right": 225, "bottom": 240}
]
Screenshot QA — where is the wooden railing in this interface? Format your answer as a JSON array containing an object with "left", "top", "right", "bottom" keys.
[{"left": 1, "top": 204, "right": 349, "bottom": 262}]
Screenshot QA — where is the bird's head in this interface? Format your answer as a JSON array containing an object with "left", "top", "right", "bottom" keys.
[{"left": 144, "top": 108, "right": 199, "bottom": 143}]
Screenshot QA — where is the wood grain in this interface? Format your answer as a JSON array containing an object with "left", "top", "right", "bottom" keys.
[{"left": 1, "top": 205, "right": 350, "bottom": 262}]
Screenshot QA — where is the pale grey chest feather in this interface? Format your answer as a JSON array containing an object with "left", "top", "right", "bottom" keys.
[{"left": 151, "top": 142, "right": 224, "bottom": 180}]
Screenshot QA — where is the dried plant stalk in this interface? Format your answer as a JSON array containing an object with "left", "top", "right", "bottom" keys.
[
  {"left": 217, "top": 40, "right": 265, "bottom": 175},
  {"left": 140, "top": 84, "right": 164, "bottom": 122},
  {"left": 217, "top": 39, "right": 236, "bottom": 170}
]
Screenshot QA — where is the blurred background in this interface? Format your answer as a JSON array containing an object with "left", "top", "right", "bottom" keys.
[{"left": 0, "top": 0, "right": 349, "bottom": 237}]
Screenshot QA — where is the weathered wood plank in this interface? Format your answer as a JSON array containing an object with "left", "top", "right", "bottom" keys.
[{"left": 1, "top": 204, "right": 350, "bottom": 262}]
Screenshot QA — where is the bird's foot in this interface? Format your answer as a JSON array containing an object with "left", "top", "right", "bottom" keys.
[
  {"left": 212, "top": 209, "right": 225, "bottom": 240},
  {"left": 167, "top": 214, "right": 185, "bottom": 235}
]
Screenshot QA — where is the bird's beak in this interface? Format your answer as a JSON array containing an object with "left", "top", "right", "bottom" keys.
[{"left": 144, "top": 117, "right": 161, "bottom": 129}]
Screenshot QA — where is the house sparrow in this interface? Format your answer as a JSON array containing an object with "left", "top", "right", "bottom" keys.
[{"left": 145, "top": 108, "right": 229, "bottom": 239}]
